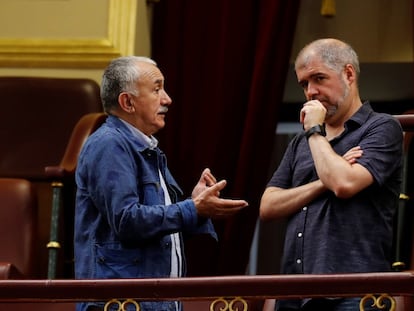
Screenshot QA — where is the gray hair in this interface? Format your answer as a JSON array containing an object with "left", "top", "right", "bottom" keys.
[
  {"left": 295, "top": 38, "right": 360, "bottom": 77},
  {"left": 100, "top": 56, "right": 157, "bottom": 112}
]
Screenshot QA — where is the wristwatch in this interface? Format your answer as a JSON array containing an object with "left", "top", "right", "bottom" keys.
[{"left": 305, "top": 124, "right": 326, "bottom": 139}]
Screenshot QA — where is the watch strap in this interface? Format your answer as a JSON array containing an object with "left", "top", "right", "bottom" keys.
[{"left": 305, "top": 124, "right": 326, "bottom": 139}]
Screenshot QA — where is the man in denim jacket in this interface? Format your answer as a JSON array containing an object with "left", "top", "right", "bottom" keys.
[{"left": 74, "top": 56, "right": 248, "bottom": 311}]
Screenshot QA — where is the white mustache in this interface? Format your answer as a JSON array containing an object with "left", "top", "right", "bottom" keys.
[{"left": 158, "top": 106, "right": 168, "bottom": 113}]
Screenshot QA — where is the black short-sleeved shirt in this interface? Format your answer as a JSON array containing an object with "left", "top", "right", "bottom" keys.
[{"left": 268, "top": 103, "right": 403, "bottom": 308}]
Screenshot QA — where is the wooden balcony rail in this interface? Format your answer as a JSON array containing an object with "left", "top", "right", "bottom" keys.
[{"left": 0, "top": 271, "right": 413, "bottom": 310}]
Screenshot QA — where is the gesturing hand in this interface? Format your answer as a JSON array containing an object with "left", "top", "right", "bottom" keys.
[
  {"left": 191, "top": 168, "right": 217, "bottom": 198},
  {"left": 192, "top": 169, "right": 248, "bottom": 219}
]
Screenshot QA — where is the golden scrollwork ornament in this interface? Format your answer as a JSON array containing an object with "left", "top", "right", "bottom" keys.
[
  {"left": 104, "top": 298, "right": 141, "bottom": 311},
  {"left": 210, "top": 297, "right": 248, "bottom": 311},
  {"left": 359, "top": 294, "right": 396, "bottom": 311}
]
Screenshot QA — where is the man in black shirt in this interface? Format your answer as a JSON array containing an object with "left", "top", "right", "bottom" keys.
[{"left": 260, "top": 38, "right": 403, "bottom": 311}]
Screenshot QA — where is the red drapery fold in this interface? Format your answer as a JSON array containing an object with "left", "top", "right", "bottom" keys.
[{"left": 151, "top": 0, "right": 301, "bottom": 275}]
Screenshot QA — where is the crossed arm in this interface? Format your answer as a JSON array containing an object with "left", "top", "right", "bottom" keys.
[{"left": 260, "top": 145, "right": 373, "bottom": 220}]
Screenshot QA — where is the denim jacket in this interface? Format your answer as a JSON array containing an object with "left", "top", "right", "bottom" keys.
[{"left": 74, "top": 115, "right": 217, "bottom": 311}]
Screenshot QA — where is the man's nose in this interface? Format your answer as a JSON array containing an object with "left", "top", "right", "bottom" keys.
[
  {"left": 305, "top": 83, "right": 318, "bottom": 99},
  {"left": 161, "top": 90, "right": 172, "bottom": 105}
]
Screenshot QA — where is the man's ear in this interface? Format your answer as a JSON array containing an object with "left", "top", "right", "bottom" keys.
[
  {"left": 344, "top": 63, "right": 356, "bottom": 83},
  {"left": 118, "top": 92, "right": 134, "bottom": 113}
]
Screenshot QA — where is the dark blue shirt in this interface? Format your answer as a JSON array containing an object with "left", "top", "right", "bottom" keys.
[{"left": 268, "top": 103, "right": 403, "bottom": 307}]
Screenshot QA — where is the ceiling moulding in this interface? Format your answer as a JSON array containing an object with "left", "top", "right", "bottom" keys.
[{"left": 0, "top": 0, "right": 137, "bottom": 69}]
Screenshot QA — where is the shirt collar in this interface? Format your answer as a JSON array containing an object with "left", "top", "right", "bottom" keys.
[
  {"left": 119, "top": 119, "right": 159, "bottom": 150},
  {"left": 346, "top": 101, "right": 373, "bottom": 127}
]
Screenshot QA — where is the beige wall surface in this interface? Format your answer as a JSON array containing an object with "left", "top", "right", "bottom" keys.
[
  {"left": 0, "top": 0, "right": 151, "bottom": 83},
  {"left": 292, "top": 0, "right": 413, "bottom": 63},
  {"left": 0, "top": 0, "right": 108, "bottom": 39}
]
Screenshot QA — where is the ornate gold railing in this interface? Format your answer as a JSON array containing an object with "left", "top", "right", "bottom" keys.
[{"left": 0, "top": 272, "right": 413, "bottom": 310}]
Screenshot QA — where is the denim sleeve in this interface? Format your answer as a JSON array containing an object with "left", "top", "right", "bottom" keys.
[
  {"left": 181, "top": 209, "right": 218, "bottom": 241},
  {"left": 76, "top": 129, "right": 207, "bottom": 243}
]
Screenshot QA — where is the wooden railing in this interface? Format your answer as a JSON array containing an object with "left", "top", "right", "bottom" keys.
[{"left": 0, "top": 272, "right": 413, "bottom": 310}]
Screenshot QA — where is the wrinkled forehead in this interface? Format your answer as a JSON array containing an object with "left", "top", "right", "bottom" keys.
[
  {"left": 295, "top": 48, "right": 321, "bottom": 70},
  {"left": 136, "top": 61, "right": 165, "bottom": 85},
  {"left": 295, "top": 55, "right": 328, "bottom": 76}
]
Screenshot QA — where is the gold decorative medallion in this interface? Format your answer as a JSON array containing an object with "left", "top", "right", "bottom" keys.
[
  {"left": 360, "top": 294, "right": 396, "bottom": 311},
  {"left": 104, "top": 299, "right": 140, "bottom": 311},
  {"left": 210, "top": 297, "right": 248, "bottom": 311}
]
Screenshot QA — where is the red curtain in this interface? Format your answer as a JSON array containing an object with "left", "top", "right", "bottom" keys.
[{"left": 151, "top": 0, "right": 301, "bottom": 275}]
